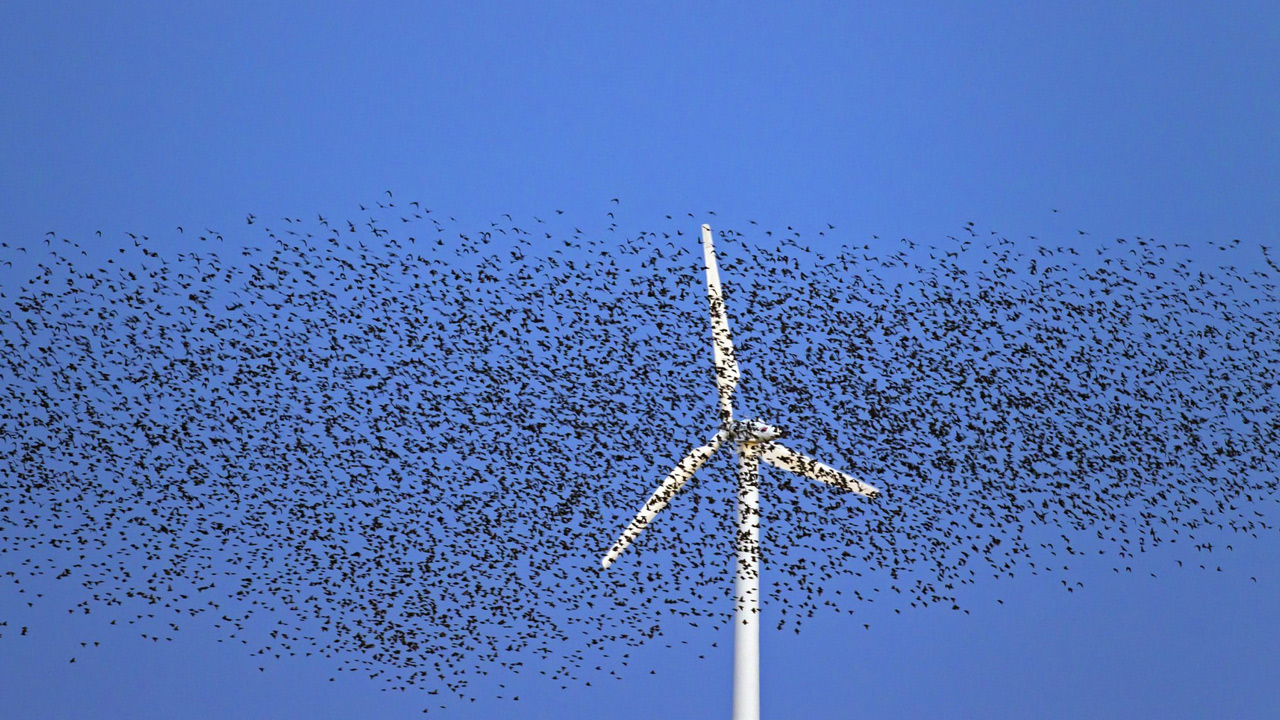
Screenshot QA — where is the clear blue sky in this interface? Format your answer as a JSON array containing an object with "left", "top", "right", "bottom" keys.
[{"left": 2, "top": 3, "right": 1279, "bottom": 719}]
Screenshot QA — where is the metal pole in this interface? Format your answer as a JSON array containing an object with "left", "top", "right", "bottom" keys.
[{"left": 733, "top": 444, "right": 761, "bottom": 720}]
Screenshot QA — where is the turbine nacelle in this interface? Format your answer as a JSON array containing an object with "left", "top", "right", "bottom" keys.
[{"left": 730, "top": 419, "right": 784, "bottom": 444}]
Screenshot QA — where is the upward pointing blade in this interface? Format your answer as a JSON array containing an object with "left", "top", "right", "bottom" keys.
[
  {"left": 601, "top": 429, "right": 729, "bottom": 569},
  {"left": 757, "top": 441, "right": 881, "bottom": 499},
  {"left": 701, "top": 224, "right": 740, "bottom": 426}
]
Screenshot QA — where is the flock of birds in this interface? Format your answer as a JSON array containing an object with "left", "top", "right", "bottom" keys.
[{"left": 1, "top": 196, "right": 1278, "bottom": 710}]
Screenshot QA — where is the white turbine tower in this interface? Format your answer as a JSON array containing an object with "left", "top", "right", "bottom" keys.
[{"left": 601, "top": 224, "right": 881, "bottom": 720}]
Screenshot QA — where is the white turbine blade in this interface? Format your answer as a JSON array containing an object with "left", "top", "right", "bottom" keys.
[
  {"left": 601, "top": 430, "right": 728, "bottom": 569},
  {"left": 701, "top": 224, "right": 740, "bottom": 425},
  {"left": 757, "top": 441, "right": 881, "bottom": 499}
]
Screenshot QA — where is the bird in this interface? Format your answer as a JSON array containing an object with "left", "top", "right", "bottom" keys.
[{"left": 0, "top": 200, "right": 1277, "bottom": 712}]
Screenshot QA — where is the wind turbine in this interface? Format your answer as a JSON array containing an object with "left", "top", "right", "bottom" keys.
[{"left": 601, "top": 224, "right": 882, "bottom": 720}]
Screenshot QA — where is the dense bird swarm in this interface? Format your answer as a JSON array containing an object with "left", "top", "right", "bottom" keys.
[{"left": 2, "top": 199, "right": 1278, "bottom": 707}]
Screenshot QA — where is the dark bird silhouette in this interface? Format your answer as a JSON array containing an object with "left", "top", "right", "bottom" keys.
[{"left": 1, "top": 200, "right": 1278, "bottom": 710}]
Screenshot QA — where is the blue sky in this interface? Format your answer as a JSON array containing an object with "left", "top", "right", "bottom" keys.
[{"left": 2, "top": 3, "right": 1279, "bottom": 719}]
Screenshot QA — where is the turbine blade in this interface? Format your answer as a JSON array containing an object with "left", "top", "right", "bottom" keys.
[
  {"left": 601, "top": 430, "right": 728, "bottom": 569},
  {"left": 701, "top": 224, "right": 740, "bottom": 426},
  {"left": 757, "top": 441, "right": 881, "bottom": 499}
]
